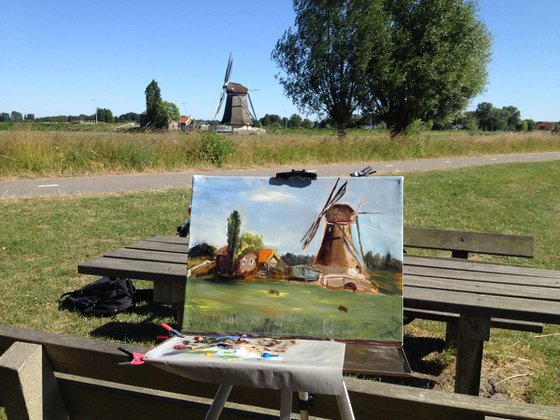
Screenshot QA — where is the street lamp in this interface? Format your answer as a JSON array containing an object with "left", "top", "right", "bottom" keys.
[{"left": 92, "top": 99, "right": 97, "bottom": 124}]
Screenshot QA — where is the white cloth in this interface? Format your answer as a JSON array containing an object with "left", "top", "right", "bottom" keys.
[{"left": 143, "top": 335, "right": 346, "bottom": 395}]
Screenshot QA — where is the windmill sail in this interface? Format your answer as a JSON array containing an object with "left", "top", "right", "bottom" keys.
[{"left": 214, "top": 54, "right": 255, "bottom": 127}]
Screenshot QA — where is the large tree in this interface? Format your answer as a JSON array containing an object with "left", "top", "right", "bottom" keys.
[
  {"left": 273, "top": 0, "right": 491, "bottom": 137},
  {"left": 272, "top": 0, "right": 386, "bottom": 136},
  {"left": 363, "top": 0, "right": 492, "bottom": 137},
  {"left": 144, "top": 79, "right": 167, "bottom": 128}
]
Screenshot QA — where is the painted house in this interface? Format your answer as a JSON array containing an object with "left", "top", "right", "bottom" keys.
[
  {"left": 257, "top": 249, "right": 283, "bottom": 276},
  {"left": 289, "top": 265, "right": 322, "bottom": 282},
  {"left": 215, "top": 246, "right": 230, "bottom": 274},
  {"left": 236, "top": 251, "right": 258, "bottom": 277}
]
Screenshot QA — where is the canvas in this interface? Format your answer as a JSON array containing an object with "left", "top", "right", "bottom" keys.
[{"left": 183, "top": 175, "right": 403, "bottom": 344}]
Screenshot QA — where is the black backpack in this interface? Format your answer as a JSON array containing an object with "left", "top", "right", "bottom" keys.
[{"left": 59, "top": 276, "right": 136, "bottom": 317}]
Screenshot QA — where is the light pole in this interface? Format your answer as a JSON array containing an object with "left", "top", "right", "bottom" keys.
[{"left": 92, "top": 99, "right": 97, "bottom": 124}]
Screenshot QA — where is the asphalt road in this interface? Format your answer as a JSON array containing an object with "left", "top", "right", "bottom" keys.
[{"left": 1, "top": 151, "right": 559, "bottom": 199}]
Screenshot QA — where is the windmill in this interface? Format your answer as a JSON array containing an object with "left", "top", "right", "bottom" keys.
[
  {"left": 214, "top": 54, "right": 259, "bottom": 127},
  {"left": 300, "top": 179, "right": 380, "bottom": 292}
]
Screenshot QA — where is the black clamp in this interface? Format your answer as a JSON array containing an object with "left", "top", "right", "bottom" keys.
[
  {"left": 298, "top": 393, "right": 314, "bottom": 411},
  {"left": 275, "top": 169, "right": 317, "bottom": 181},
  {"left": 350, "top": 166, "right": 376, "bottom": 177}
]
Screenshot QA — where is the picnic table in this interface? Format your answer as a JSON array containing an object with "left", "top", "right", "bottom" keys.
[{"left": 78, "top": 235, "right": 560, "bottom": 396}]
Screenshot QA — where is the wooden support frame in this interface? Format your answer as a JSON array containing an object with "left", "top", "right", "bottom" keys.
[{"left": 1, "top": 325, "right": 560, "bottom": 420}]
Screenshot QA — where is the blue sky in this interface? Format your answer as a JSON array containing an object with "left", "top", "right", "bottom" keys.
[
  {"left": 1, "top": 1, "right": 558, "bottom": 121},
  {"left": 189, "top": 176, "right": 403, "bottom": 259}
]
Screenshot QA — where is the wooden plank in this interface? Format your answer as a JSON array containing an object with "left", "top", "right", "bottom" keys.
[
  {"left": 404, "top": 286, "right": 560, "bottom": 323},
  {"left": 403, "top": 309, "right": 543, "bottom": 333},
  {"left": 57, "top": 374, "right": 278, "bottom": 420},
  {"left": 126, "top": 240, "right": 188, "bottom": 254},
  {"left": 405, "top": 255, "right": 560, "bottom": 279},
  {"left": 105, "top": 248, "right": 189, "bottom": 265},
  {"left": 405, "top": 275, "right": 560, "bottom": 302},
  {"left": 145, "top": 235, "right": 189, "bottom": 245},
  {"left": 78, "top": 257, "right": 187, "bottom": 282},
  {"left": 403, "top": 227, "right": 534, "bottom": 258},
  {"left": 404, "top": 265, "right": 560, "bottom": 288},
  {"left": 2, "top": 326, "right": 559, "bottom": 420}
]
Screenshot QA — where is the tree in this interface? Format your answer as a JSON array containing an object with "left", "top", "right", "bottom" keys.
[
  {"left": 0, "top": 112, "right": 10, "bottom": 122},
  {"left": 161, "top": 101, "right": 180, "bottom": 122},
  {"left": 226, "top": 210, "right": 241, "bottom": 275},
  {"left": 475, "top": 102, "right": 494, "bottom": 130},
  {"left": 523, "top": 119, "right": 536, "bottom": 132},
  {"left": 361, "top": 0, "right": 492, "bottom": 137},
  {"left": 10, "top": 111, "right": 23, "bottom": 122},
  {"left": 96, "top": 108, "right": 114, "bottom": 123},
  {"left": 260, "top": 114, "right": 283, "bottom": 127},
  {"left": 301, "top": 118, "right": 314, "bottom": 129},
  {"left": 272, "top": 0, "right": 385, "bottom": 136},
  {"left": 288, "top": 113, "right": 303, "bottom": 128},
  {"left": 118, "top": 112, "right": 140, "bottom": 122},
  {"left": 144, "top": 79, "right": 166, "bottom": 128},
  {"left": 274, "top": 0, "right": 491, "bottom": 138}
]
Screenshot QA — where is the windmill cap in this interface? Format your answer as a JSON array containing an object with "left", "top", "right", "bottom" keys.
[{"left": 325, "top": 204, "right": 355, "bottom": 221}]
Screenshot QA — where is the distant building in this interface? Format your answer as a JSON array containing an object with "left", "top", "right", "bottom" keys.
[{"left": 535, "top": 121, "right": 556, "bottom": 131}]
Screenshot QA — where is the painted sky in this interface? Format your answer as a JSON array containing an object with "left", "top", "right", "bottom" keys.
[
  {"left": 2, "top": 1, "right": 558, "bottom": 121},
  {"left": 189, "top": 176, "right": 403, "bottom": 259}
]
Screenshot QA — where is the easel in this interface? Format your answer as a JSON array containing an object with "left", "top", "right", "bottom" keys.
[
  {"left": 142, "top": 335, "right": 354, "bottom": 420},
  {"left": 205, "top": 380, "right": 355, "bottom": 420},
  {"left": 142, "top": 168, "right": 408, "bottom": 419}
]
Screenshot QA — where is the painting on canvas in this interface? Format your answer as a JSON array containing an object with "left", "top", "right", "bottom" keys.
[{"left": 183, "top": 175, "right": 403, "bottom": 343}]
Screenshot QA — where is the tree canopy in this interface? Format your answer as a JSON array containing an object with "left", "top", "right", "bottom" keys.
[
  {"left": 143, "top": 80, "right": 180, "bottom": 129},
  {"left": 272, "top": 0, "right": 385, "bottom": 136},
  {"left": 273, "top": 0, "right": 492, "bottom": 137}
]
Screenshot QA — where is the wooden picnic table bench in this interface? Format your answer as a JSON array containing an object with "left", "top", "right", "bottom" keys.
[
  {"left": 78, "top": 230, "right": 560, "bottom": 396},
  {"left": 2, "top": 324, "right": 560, "bottom": 420},
  {"left": 402, "top": 227, "right": 542, "bottom": 344}
]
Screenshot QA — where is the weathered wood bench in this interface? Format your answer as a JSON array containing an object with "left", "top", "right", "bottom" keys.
[
  {"left": 402, "top": 227, "right": 542, "bottom": 343},
  {"left": 1, "top": 324, "right": 559, "bottom": 420}
]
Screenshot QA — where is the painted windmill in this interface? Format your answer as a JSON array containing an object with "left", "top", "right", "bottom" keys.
[
  {"left": 214, "top": 54, "right": 259, "bottom": 127},
  {"left": 300, "top": 179, "right": 378, "bottom": 293}
]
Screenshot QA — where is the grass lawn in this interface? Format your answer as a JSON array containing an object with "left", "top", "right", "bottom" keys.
[{"left": 0, "top": 160, "right": 559, "bottom": 410}]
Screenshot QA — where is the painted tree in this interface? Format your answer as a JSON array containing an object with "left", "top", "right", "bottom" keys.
[
  {"left": 236, "top": 233, "right": 264, "bottom": 259},
  {"left": 226, "top": 210, "right": 241, "bottom": 275}
]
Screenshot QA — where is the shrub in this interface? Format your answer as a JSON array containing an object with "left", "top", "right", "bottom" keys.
[{"left": 200, "top": 131, "right": 235, "bottom": 166}]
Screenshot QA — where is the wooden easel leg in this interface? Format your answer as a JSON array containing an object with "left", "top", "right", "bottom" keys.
[
  {"left": 454, "top": 315, "right": 491, "bottom": 397},
  {"left": 280, "top": 390, "right": 293, "bottom": 420},
  {"left": 335, "top": 382, "right": 355, "bottom": 420},
  {"left": 204, "top": 384, "right": 233, "bottom": 420}
]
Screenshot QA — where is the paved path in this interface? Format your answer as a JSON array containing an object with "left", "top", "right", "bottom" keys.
[{"left": 1, "top": 151, "right": 559, "bottom": 199}]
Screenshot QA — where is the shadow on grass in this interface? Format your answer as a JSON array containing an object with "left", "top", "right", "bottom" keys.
[
  {"left": 90, "top": 296, "right": 179, "bottom": 343},
  {"left": 403, "top": 335, "right": 446, "bottom": 376}
]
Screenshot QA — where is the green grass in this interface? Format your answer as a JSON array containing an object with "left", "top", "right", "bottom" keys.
[
  {"left": 0, "top": 127, "right": 559, "bottom": 179},
  {"left": 0, "top": 160, "right": 559, "bottom": 407}
]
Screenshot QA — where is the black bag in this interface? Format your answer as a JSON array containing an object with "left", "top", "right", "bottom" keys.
[{"left": 59, "top": 276, "right": 136, "bottom": 317}]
